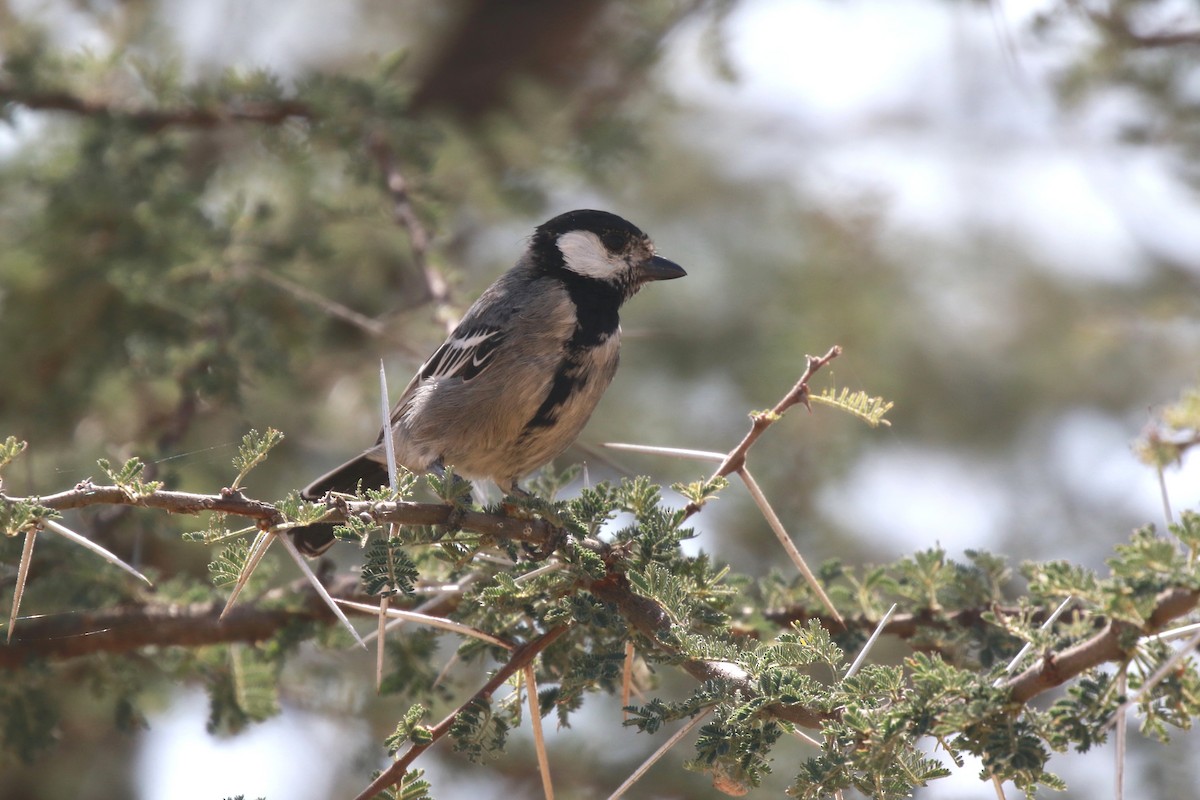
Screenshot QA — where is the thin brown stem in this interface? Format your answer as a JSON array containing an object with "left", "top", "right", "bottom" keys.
[
  {"left": 1005, "top": 588, "right": 1200, "bottom": 704},
  {"left": 1, "top": 575, "right": 362, "bottom": 667},
  {"left": 352, "top": 624, "right": 571, "bottom": 800},
  {"left": 366, "top": 132, "right": 455, "bottom": 331},
  {"left": 0, "top": 83, "right": 312, "bottom": 131},
  {"left": 683, "top": 346, "right": 841, "bottom": 519},
  {"left": 3, "top": 483, "right": 562, "bottom": 546}
]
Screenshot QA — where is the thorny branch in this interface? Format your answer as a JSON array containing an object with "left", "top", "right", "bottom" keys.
[
  {"left": 5, "top": 341, "right": 1197, "bottom": 792},
  {"left": 352, "top": 624, "right": 571, "bottom": 800},
  {"left": 7, "top": 481, "right": 1200, "bottom": 799},
  {"left": 683, "top": 345, "right": 841, "bottom": 519},
  {"left": 5, "top": 481, "right": 562, "bottom": 546},
  {"left": 0, "top": 575, "right": 363, "bottom": 667},
  {"left": 0, "top": 83, "right": 312, "bottom": 131},
  {"left": 366, "top": 132, "right": 457, "bottom": 332},
  {"left": 1007, "top": 587, "right": 1200, "bottom": 704}
]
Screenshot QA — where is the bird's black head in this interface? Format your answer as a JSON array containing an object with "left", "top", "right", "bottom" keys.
[{"left": 531, "top": 210, "right": 686, "bottom": 301}]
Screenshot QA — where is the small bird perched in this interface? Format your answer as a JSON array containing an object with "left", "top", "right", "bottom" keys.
[{"left": 290, "top": 209, "right": 686, "bottom": 556}]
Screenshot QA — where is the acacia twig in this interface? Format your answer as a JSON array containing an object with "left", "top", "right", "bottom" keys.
[
  {"left": 683, "top": 345, "right": 841, "bottom": 519},
  {"left": 0, "top": 574, "right": 362, "bottom": 667},
  {"left": 0, "top": 83, "right": 312, "bottom": 131},
  {"left": 352, "top": 624, "right": 571, "bottom": 800},
  {"left": 1005, "top": 587, "right": 1200, "bottom": 704},
  {"left": 3, "top": 483, "right": 562, "bottom": 546},
  {"left": 366, "top": 132, "right": 455, "bottom": 331}
]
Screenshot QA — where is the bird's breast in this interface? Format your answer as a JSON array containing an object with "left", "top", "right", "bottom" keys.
[{"left": 523, "top": 327, "right": 621, "bottom": 433}]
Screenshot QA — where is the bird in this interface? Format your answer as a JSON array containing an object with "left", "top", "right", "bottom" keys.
[{"left": 290, "top": 209, "right": 686, "bottom": 556}]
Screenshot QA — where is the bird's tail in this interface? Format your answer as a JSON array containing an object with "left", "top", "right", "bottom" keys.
[{"left": 290, "top": 455, "right": 392, "bottom": 556}]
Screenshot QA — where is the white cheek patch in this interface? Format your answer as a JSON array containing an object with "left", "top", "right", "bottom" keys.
[{"left": 557, "top": 231, "right": 623, "bottom": 279}]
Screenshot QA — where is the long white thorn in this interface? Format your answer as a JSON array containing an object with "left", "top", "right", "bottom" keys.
[
  {"left": 375, "top": 360, "right": 401, "bottom": 681},
  {"left": 336, "top": 599, "right": 512, "bottom": 649},
  {"left": 789, "top": 727, "right": 822, "bottom": 747},
  {"left": 846, "top": 603, "right": 898, "bottom": 679},
  {"left": 524, "top": 664, "right": 555, "bottom": 800},
  {"left": 604, "top": 708, "right": 713, "bottom": 800},
  {"left": 995, "top": 595, "right": 1074, "bottom": 685},
  {"left": 376, "top": 594, "right": 389, "bottom": 691},
  {"left": 514, "top": 561, "right": 564, "bottom": 584},
  {"left": 42, "top": 518, "right": 153, "bottom": 587},
  {"left": 379, "top": 360, "right": 399, "bottom": 489},
  {"left": 603, "top": 442, "right": 726, "bottom": 463},
  {"left": 1103, "top": 623, "right": 1200, "bottom": 732},
  {"left": 279, "top": 534, "right": 367, "bottom": 648},
  {"left": 220, "top": 530, "right": 275, "bottom": 620},
  {"left": 7, "top": 528, "right": 37, "bottom": 642},
  {"left": 738, "top": 466, "right": 843, "bottom": 625},
  {"left": 1140, "top": 621, "right": 1200, "bottom": 645},
  {"left": 359, "top": 572, "right": 485, "bottom": 645}
]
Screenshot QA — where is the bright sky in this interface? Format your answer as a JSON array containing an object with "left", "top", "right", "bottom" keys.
[{"left": 670, "top": 0, "right": 1200, "bottom": 282}]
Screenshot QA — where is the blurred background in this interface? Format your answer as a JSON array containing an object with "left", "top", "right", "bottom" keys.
[{"left": 2, "top": 0, "right": 1199, "bottom": 797}]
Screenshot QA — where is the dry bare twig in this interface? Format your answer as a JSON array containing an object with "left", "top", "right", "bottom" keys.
[
  {"left": 367, "top": 132, "right": 457, "bottom": 332},
  {"left": 683, "top": 345, "right": 842, "bottom": 519},
  {"left": 611, "top": 345, "right": 846, "bottom": 624}
]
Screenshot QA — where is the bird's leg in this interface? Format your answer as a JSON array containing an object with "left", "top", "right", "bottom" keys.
[
  {"left": 499, "top": 480, "right": 568, "bottom": 560},
  {"left": 504, "top": 482, "right": 534, "bottom": 500}
]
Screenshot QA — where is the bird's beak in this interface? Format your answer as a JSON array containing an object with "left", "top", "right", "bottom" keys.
[{"left": 637, "top": 255, "right": 687, "bottom": 283}]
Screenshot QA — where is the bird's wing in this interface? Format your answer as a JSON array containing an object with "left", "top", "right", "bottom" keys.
[
  {"left": 379, "top": 325, "right": 505, "bottom": 440},
  {"left": 416, "top": 325, "right": 505, "bottom": 384}
]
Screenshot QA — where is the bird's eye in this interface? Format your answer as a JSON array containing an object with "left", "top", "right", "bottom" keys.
[{"left": 600, "top": 231, "right": 626, "bottom": 252}]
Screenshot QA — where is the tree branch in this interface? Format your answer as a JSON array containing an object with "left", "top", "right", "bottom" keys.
[
  {"left": 0, "top": 83, "right": 312, "bottom": 131},
  {"left": 683, "top": 346, "right": 841, "bottom": 518},
  {"left": 1083, "top": 9, "right": 1200, "bottom": 49},
  {"left": 0, "top": 575, "right": 362, "bottom": 667},
  {"left": 352, "top": 623, "right": 571, "bottom": 800},
  {"left": 8, "top": 473, "right": 1198, "bottom": 748},
  {"left": 765, "top": 602, "right": 1095, "bottom": 641},
  {"left": 4, "top": 479, "right": 826, "bottom": 727},
  {"left": 1006, "top": 587, "right": 1200, "bottom": 703},
  {"left": 366, "top": 132, "right": 453, "bottom": 327},
  {"left": 4, "top": 481, "right": 562, "bottom": 546}
]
